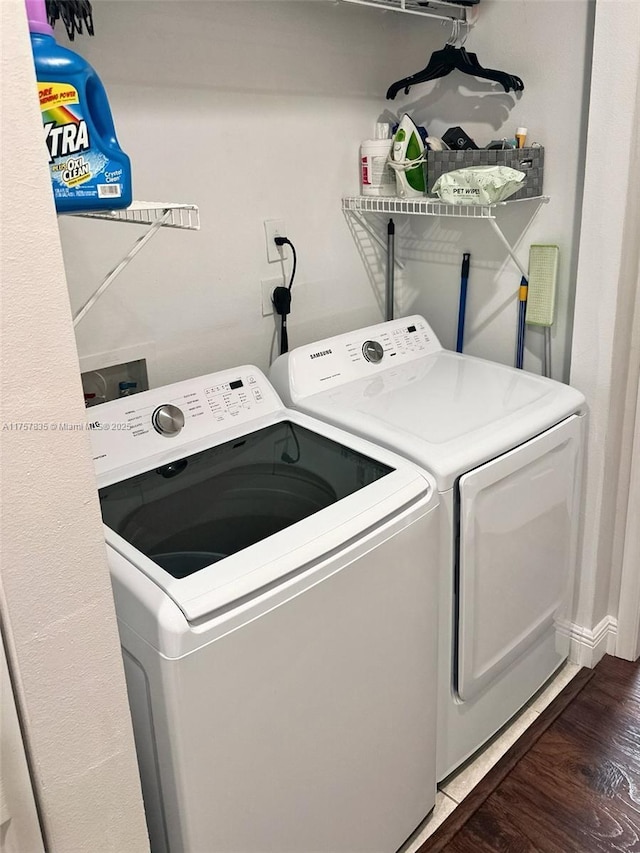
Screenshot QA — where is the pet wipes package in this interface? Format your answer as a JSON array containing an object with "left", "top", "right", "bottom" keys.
[{"left": 432, "top": 165, "right": 525, "bottom": 205}]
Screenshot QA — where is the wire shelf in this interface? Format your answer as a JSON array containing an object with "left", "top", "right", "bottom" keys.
[
  {"left": 342, "top": 195, "right": 549, "bottom": 220},
  {"left": 70, "top": 201, "right": 200, "bottom": 230},
  {"left": 340, "top": 0, "right": 475, "bottom": 22}
]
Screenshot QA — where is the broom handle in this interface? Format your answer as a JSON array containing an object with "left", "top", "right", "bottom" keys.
[
  {"left": 515, "top": 277, "right": 528, "bottom": 369},
  {"left": 456, "top": 253, "right": 471, "bottom": 353},
  {"left": 386, "top": 218, "right": 395, "bottom": 321}
]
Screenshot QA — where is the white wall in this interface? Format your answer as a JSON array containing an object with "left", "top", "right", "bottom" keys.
[
  {"left": 59, "top": 1, "right": 414, "bottom": 385},
  {"left": 570, "top": 0, "right": 640, "bottom": 637},
  {"left": 393, "top": 0, "right": 593, "bottom": 378},
  {"left": 58, "top": 0, "right": 592, "bottom": 388},
  {"left": 0, "top": 2, "right": 149, "bottom": 849}
]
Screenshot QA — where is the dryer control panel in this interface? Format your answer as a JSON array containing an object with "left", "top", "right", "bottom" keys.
[
  {"left": 273, "top": 315, "right": 442, "bottom": 401},
  {"left": 89, "top": 367, "right": 282, "bottom": 477}
]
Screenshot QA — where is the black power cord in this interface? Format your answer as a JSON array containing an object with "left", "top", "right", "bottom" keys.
[{"left": 271, "top": 236, "right": 297, "bottom": 356}]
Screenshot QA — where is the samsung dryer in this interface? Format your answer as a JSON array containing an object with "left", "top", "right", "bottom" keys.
[
  {"left": 89, "top": 366, "right": 439, "bottom": 853},
  {"left": 270, "top": 315, "right": 587, "bottom": 781}
]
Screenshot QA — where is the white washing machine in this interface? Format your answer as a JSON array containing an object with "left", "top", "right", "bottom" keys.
[
  {"left": 270, "top": 315, "right": 587, "bottom": 781},
  {"left": 89, "top": 366, "right": 440, "bottom": 853}
]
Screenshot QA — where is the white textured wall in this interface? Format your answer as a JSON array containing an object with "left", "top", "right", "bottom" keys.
[
  {"left": 0, "top": 2, "right": 149, "bottom": 849},
  {"left": 58, "top": 0, "right": 591, "bottom": 386},
  {"left": 393, "top": 0, "right": 592, "bottom": 379},
  {"left": 570, "top": 0, "right": 640, "bottom": 631}
]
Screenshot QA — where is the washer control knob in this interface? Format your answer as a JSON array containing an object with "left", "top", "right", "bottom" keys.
[
  {"left": 362, "top": 340, "right": 384, "bottom": 363},
  {"left": 152, "top": 404, "right": 185, "bottom": 436}
]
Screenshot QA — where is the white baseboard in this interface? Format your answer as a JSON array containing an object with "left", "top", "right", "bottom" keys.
[{"left": 568, "top": 616, "right": 618, "bottom": 668}]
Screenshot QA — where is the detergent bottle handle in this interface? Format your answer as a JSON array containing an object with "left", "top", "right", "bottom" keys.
[{"left": 86, "top": 70, "right": 121, "bottom": 147}]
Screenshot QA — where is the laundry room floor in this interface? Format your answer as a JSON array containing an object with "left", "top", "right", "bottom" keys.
[
  {"left": 400, "top": 661, "right": 582, "bottom": 852},
  {"left": 401, "top": 654, "right": 640, "bottom": 852}
]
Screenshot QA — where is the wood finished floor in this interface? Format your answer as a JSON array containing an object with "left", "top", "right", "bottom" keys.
[{"left": 424, "top": 655, "right": 640, "bottom": 853}]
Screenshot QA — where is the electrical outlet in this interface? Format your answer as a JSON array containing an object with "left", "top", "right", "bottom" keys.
[
  {"left": 261, "top": 277, "right": 280, "bottom": 316},
  {"left": 264, "top": 219, "right": 287, "bottom": 263}
]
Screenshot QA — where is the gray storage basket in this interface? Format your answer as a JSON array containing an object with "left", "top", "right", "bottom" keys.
[{"left": 426, "top": 147, "right": 544, "bottom": 200}]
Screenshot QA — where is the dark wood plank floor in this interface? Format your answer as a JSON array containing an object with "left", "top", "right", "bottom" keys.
[{"left": 425, "top": 655, "right": 640, "bottom": 853}]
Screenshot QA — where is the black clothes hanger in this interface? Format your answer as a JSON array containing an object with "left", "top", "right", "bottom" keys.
[
  {"left": 386, "top": 45, "right": 455, "bottom": 99},
  {"left": 46, "top": 0, "right": 94, "bottom": 40},
  {"left": 457, "top": 46, "right": 524, "bottom": 91},
  {"left": 386, "top": 41, "right": 523, "bottom": 100}
]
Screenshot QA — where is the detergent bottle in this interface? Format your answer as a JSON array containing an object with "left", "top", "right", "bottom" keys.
[{"left": 26, "top": 0, "right": 132, "bottom": 212}]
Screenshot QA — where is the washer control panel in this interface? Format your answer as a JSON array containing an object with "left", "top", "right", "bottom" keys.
[
  {"left": 280, "top": 315, "right": 442, "bottom": 400},
  {"left": 89, "top": 367, "right": 282, "bottom": 477}
]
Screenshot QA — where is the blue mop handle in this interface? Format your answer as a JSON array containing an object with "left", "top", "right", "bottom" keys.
[{"left": 456, "top": 252, "right": 471, "bottom": 353}]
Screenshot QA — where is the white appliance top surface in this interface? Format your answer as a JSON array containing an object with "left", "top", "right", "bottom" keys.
[
  {"left": 270, "top": 316, "right": 587, "bottom": 490},
  {"left": 90, "top": 366, "right": 436, "bottom": 622}
]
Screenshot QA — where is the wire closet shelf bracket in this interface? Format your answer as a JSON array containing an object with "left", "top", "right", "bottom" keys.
[{"left": 68, "top": 201, "right": 200, "bottom": 327}]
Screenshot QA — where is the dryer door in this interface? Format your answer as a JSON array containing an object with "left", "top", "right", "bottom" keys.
[{"left": 456, "top": 415, "right": 582, "bottom": 702}]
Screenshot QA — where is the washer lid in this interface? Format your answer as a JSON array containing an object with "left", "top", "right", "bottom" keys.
[
  {"left": 98, "top": 421, "right": 435, "bottom": 623},
  {"left": 272, "top": 326, "right": 586, "bottom": 491},
  {"left": 92, "top": 366, "right": 436, "bottom": 622}
]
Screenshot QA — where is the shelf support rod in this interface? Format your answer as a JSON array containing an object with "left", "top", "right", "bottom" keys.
[
  {"left": 346, "top": 210, "right": 405, "bottom": 270},
  {"left": 486, "top": 218, "right": 528, "bottom": 279},
  {"left": 73, "top": 209, "right": 172, "bottom": 327}
]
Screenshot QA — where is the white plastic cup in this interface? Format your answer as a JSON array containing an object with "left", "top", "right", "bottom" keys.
[{"left": 360, "top": 139, "right": 395, "bottom": 196}]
